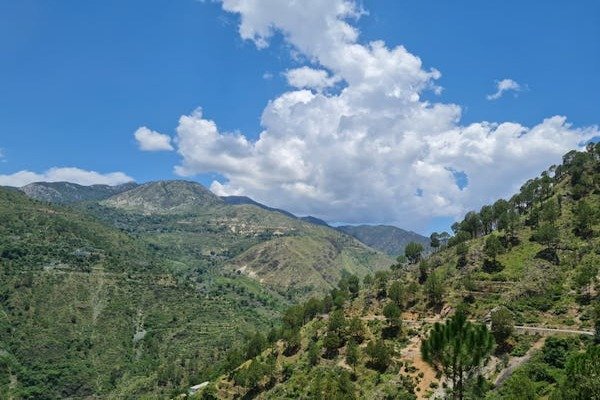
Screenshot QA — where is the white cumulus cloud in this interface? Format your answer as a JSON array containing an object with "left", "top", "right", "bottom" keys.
[
  {"left": 138, "top": 0, "right": 598, "bottom": 231},
  {"left": 134, "top": 127, "right": 174, "bottom": 151},
  {"left": 285, "top": 66, "right": 340, "bottom": 90},
  {"left": 0, "top": 167, "right": 134, "bottom": 187},
  {"left": 487, "top": 78, "right": 522, "bottom": 100}
]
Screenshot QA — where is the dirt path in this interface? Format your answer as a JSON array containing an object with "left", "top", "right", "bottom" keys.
[
  {"left": 400, "top": 335, "right": 442, "bottom": 399},
  {"left": 513, "top": 325, "right": 593, "bottom": 336}
]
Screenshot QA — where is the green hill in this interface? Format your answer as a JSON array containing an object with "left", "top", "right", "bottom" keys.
[
  {"left": 0, "top": 188, "right": 287, "bottom": 399},
  {"left": 337, "top": 225, "right": 430, "bottom": 257},
  {"left": 94, "top": 180, "right": 393, "bottom": 297},
  {"left": 19, "top": 181, "right": 138, "bottom": 204},
  {"left": 195, "top": 145, "right": 600, "bottom": 400}
]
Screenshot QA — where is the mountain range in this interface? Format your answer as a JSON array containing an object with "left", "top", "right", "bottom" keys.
[{"left": 4, "top": 146, "right": 598, "bottom": 399}]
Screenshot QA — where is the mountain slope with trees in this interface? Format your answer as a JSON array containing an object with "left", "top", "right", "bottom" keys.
[
  {"left": 194, "top": 145, "right": 600, "bottom": 400},
  {"left": 18, "top": 181, "right": 138, "bottom": 204},
  {"left": 93, "top": 180, "right": 393, "bottom": 297},
  {"left": 337, "top": 225, "right": 430, "bottom": 256},
  {"left": 0, "top": 188, "right": 287, "bottom": 399}
]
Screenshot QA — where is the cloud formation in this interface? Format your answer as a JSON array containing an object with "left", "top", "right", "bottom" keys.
[
  {"left": 487, "top": 78, "right": 522, "bottom": 100},
  {"left": 285, "top": 67, "right": 340, "bottom": 91},
  {"left": 136, "top": 0, "right": 598, "bottom": 231},
  {"left": 134, "top": 127, "right": 174, "bottom": 151},
  {"left": 0, "top": 167, "right": 133, "bottom": 187}
]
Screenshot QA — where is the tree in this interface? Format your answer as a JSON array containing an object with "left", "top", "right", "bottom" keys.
[
  {"left": 498, "top": 373, "right": 536, "bottom": 400},
  {"left": 421, "top": 311, "right": 494, "bottom": 400},
  {"left": 484, "top": 235, "right": 504, "bottom": 262},
  {"left": 574, "top": 254, "right": 599, "bottom": 301},
  {"left": 383, "top": 302, "right": 402, "bottom": 338},
  {"left": 498, "top": 209, "right": 520, "bottom": 242},
  {"left": 455, "top": 242, "right": 469, "bottom": 269},
  {"left": 245, "top": 331, "right": 267, "bottom": 359},
  {"left": 283, "top": 305, "right": 304, "bottom": 331},
  {"left": 557, "top": 345, "right": 600, "bottom": 399},
  {"left": 462, "top": 211, "right": 483, "bottom": 239},
  {"left": 430, "top": 232, "right": 441, "bottom": 250},
  {"left": 383, "top": 302, "right": 402, "bottom": 328},
  {"left": 493, "top": 199, "right": 510, "bottom": 221},
  {"left": 405, "top": 242, "right": 424, "bottom": 264},
  {"left": 328, "top": 309, "right": 347, "bottom": 334},
  {"left": 418, "top": 260, "right": 429, "bottom": 284},
  {"left": 323, "top": 332, "right": 342, "bottom": 358},
  {"left": 490, "top": 306, "right": 514, "bottom": 350},
  {"left": 283, "top": 328, "right": 301, "bottom": 356},
  {"left": 347, "top": 274, "right": 360, "bottom": 299},
  {"left": 540, "top": 199, "right": 560, "bottom": 223},
  {"left": 374, "top": 270, "right": 389, "bottom": 298},
  {"left": 425, "top": 270, "right": 444, "bottom": 308},
  {"left": 483, "top": 235, "right": 505, "bottom": 273},
  {"left": 573, "top": 200, "right": 596, "bottom": 238},
  {"left": 303, "top": 297, "right": 323, "bottom": 322},
  {"left": 480, "top": 205, "right": 494, "bottom": 235},
  {"left": 365, "top": 339, "right": 391, "bottom": 372},
  {"left": 593, "top": 300, "right": 600, "bottom": 344},
  {"left": 308, "top": 340, "right": 320, "bottom": 366},
  {"left": 533, "top": 223, "right": 559, "bottom": 250},
  {"left": 346, "top": 339, "right": 359, "bottom": 373},
  {"left": 388, "top": 281, "right": 404, "bottom": 307},
  {"left": 347, "top": 316, "right": 365, "bottom": 343}
]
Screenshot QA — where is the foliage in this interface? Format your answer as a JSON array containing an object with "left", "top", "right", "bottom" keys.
[
  {"left": 490, "top": 306, "right": 514, "bottom": 350},
  {"left": 421, "top": 311, "right": 494, "bottom": 400},
  {"left": 556, "top": 345, "right": 600, "bottom": 399},
  {"left": 405, "top": 242, "right": 424, "bottom": 264},
  {"left": 365, "top": 339, "right": 391, "bottom": 372}
]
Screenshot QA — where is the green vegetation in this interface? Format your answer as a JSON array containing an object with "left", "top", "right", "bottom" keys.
[
  {"left": 204, "top": 146, "right": 600, "bottom": 399},
  {"left": 3, "top": 144, "right": 600, "bottom": 399},
  {"left": 337, "top": 224, "right": 429, "bottom": 257},
  {"left": 421, "top": 310, "right": 494, "bottom": 400},
  {"left": 0, "top": 188, "right": 285, "bottom": 398}
]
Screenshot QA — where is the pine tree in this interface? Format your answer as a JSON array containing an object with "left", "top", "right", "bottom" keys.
[
  {"left": 346, "top": 339, "right": 359, "bottom": 373},
  {"left": 421, "top": 311, "right": 494, "bottom": 400}
]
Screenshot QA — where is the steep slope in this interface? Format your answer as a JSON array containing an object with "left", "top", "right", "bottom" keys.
[
  {"left": 103, "top": 180, "right": 223, "bottom": 213},
  {"left": 230, "top": 232, "right": 391, "bottom": 298},
  {"left": 222, "top": 195, "right": 330, "bottom": 226},
  {"left": 221, "top": 195, "right": 297, "bottom": 218},
  {"left": 95, "top": 181, "right": 393, "bottom": 297},
  {"left": 337, "top": 224, "right": 430, "bottom": 256},
  {"left": 19, "top": 181, "right": 138, "bottom": 204},
  {"left": 0, "top": 188, "right": 286, "bottom": 399},
  {"left": 194, "top": 146, "right": 600, "bottom": 400}
]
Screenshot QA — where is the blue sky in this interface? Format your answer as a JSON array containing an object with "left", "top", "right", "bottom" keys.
[{"left": 1, "top": 0, "right": 598, "bottom": 233}]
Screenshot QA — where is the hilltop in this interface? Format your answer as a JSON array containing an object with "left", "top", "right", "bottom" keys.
[
  {"left": 102, "top": 180, "right": 223, "bottom": 213},
  {"left": 192, "top": 145, "right": 600, "bottom": 399},
  {"left": 337, "top": 225, "right": 430, "bottom": 257},
  {"left": 19, "top": 181, "right": 138, "bottom": 203},
  {"left": 92, "top": 180, "right": 393, "bottom": 297}
]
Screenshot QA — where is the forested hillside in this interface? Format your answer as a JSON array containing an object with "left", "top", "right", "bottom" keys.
[
  {"left": 0, "top": 188, "right": 287, "bottom": 398},
  {"left": 194, "top": 145, "right": 600, "bottom": 399},
  {"left": 91, "top": 180, "right": 392, "bottom": 297},
  {"left": 0, "top": 180, "right": 392, "bottom": 398},
  {"left": 337, "top": 225, "right": 430, "bottom": 257}
]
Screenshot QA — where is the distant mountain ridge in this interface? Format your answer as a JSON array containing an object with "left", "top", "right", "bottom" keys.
[
  {"left": 17, "top": 180, "right": 425, "bottom": 259},
  {"left": 19, "top": 181, "right": 138, "bottom": 203},
  {"left": 221, "top": 195, "right": 330, "bottom": 226},
  {"left": 102, "top": 180, "right": 223, "bottom": 213},
  {"left": 336, "top": 224, "right": 429, "bottom": 256}
]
